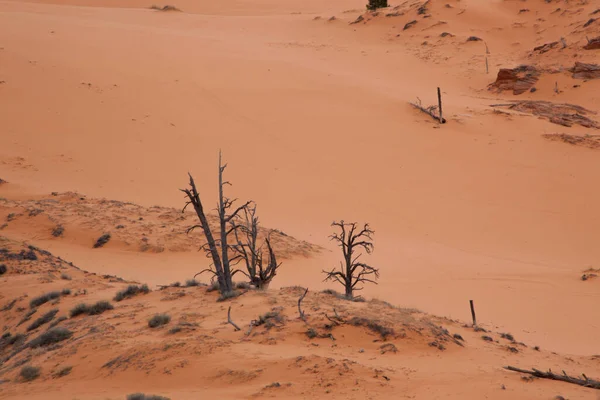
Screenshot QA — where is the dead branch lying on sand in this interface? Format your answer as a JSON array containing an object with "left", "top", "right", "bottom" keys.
[
  {"left": 227, "top": 306, "right": 241, "bottom": 331},
  {"left": 504, "top": 366, "right": 600, "bottom": 389},
  {"left": 297, "top": 288, "right": 308, "bottom": 321},
  {"left": 490, "top": 100, "right": 599, "bottom": 129},
  {"left": 409, "top": 97, "right": 447, "bottom": 123}
]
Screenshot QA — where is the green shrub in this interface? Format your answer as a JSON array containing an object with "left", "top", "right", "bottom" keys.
[
  {"left": 30, "top": 291, "right": 61, "bottom": 308},
  {"left": 148, "top": 314, "right": 170, "bottom": 328},
  {"left": 185, "top": 279, "right": 199, "bottom": 287},
  {"left": 29, "top": 327, "right": 73, "bottom": 348},
  {"left": 61, "top": 288, "right": 71, "bottom": 296},
  {"left": 20, "top": 365, "right": 41, "bottom": 381},
  {"left": 27, "top": 309, "right": 58, "bottom": 331},
  {"left": 114, "top": 285, "right": 150, "bottom": 302}
]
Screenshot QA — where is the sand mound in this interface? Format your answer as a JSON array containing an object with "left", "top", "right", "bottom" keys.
[
  {"left": 0, "top": 192, "right": 322, "bottom": 257},
  {"left": 1, "top": 238, "right": 599, "bottom": 399}
]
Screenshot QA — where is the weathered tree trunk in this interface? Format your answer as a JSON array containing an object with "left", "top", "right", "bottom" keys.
[
  {"left": 182, "top": 174, "right": 225, "bottom": 290},
  {"left": 218, "top": 152, "right": 234, "bottom": 294}
]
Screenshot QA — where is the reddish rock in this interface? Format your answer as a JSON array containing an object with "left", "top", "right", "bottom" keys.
[
  {"left": 583, "top": 37, "right": 600, "bottom": 50},
  {"left": 570, "top": 62, "right": 600, "bottom": 79},
  {"left": 488, "top": 65, "right": 540, "bottom": 95}
]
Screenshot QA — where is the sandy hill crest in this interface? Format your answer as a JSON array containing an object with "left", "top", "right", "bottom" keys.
[{"left": 1, "top": 237, "right": 599, "bottom": 399}]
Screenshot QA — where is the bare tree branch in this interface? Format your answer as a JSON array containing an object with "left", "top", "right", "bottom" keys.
[
  {"left": 227, "top": 306, "right": 241, "bottom": 331},
  {"left": 298, "top": 288, "right": 308, "bottom": 321}
]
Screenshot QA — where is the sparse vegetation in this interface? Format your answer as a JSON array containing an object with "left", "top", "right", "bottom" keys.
[
  {"left": 366, "top": 0, "right": 387, "bottom": 11},
  {"left": 20, "top": 365, "right": 41, "bottom": 382},
  {"left": 323, "top": 221, "right": 378, "bottom": 300},
  {"left": 93, "top": 233, "right": 111, "bottom": 248},
  {"left": 60, "top": 273, "right": 72, "bottom": 280},
  {"left": 305, "top": 328, "right": 318, "bottom": 339},
  {"left": 349, "top": 317, "right": 394, "bottom": 339},
  {"left": 29, "top": 291, "right": 61, "bottom": 308},
  {"left": 148, "top": 314, "right": 171, "bottom": 328},
  {"left": 482, "top": 335, "right": 494, "bottom": 342},
  {"left": 149, "top": 4, "right": 180, "bottom": 11},
  {"left": 114, "top": 284, "right": 150, "bottom": 302},
  {"left": 51, "top": 225, "right": 64, "bottom": 237},
  {"left": 500, "top": 332, "right": 515, "bottom": 341},
  {"left": 217, "top": 290, "right": 242, "bottom": 302},
  {"left": 48, "top": 316, "right": 67, "bottom": 329},
  {"left": 168, "top": 326, "right": 182, "bottom": 334},
  {"left": 27, "top": 309, "right": 58, "bottom": 331},
  {"left": 235, "top": 281, "right": 252, "bottom": 290},
  {"left": 18, "top": 308, "right": 38, "bottom": 326},
  {"left": 53, "top": 366, "right": 72, "bottom": 378},
  {"left": 185, "top": 279, "right": 199, "bottom": 287},
  {"left": 70, "top": 301, "right": 114, "bottom": 317},
  {"left": 207, "top": 281, "right": 220, "bottom": 292},
  {"left": 61, "top": 288, "right": 71, "bottom": 296},
  {"left": 29, "top": 327, "right": 73, "bottom": 348},
  {"left": 127, "top": 393, "right": 171, "bottom": 400},
  {"left": 321, "top": 289, "right": 366, "bottom": 302},
  {"left": 7, "top": 333, "right": 26, "bottom": 346},
  {"left": 0, "top": 264, "right": 6, "bottom": 275},
  {"left": 256, "top": 309, "right": 284, "bottom": 329}
]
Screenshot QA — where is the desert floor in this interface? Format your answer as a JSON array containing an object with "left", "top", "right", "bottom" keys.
[{"left": 1, "top": 0, "right": 599, "bottom": 398}]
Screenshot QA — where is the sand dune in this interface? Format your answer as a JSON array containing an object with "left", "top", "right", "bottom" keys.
[{"left": 1, "top": 0, "right": 600, "bottom": 397}]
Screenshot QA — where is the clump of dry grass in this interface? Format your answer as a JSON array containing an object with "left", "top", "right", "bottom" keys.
[
  {"left": 29, "top": 291, "right": 61, "bottom": 308},
  {"left": 93, "top": 233, "right": 111, "bottom": 248},
  {"left": 53, "top": 366, "right": 72, "bottom": 378},
  {"left": 149, "top": 4, "right": 180, "bottom": 11},
  {"left": 20, "top": 365, "right": 41, "bottom": 382},
  {"left": 114, "top": 284, "right": 150, "bottom": 302},
  {"left": 256, "top": 308, "right": 285, "bottom": 329},
  {"left": 27, "top": 309, "right": 58, "bottom": 331},
  {"left": 70, "top": 301, "right": 114, "bottom": 317},
  {"left": 348, "top": 317, "right": 394, "bottom": 339},
  {"left": 29, "top": 327, "right": 72, "bottom": 348},
  {"left": 148, "top": 314, "right": 171, "bottom": 328},
  {"left": 127, "top": 394, "right": 171, "bottom": 400}
]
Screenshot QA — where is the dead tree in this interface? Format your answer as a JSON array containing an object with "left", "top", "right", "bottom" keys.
[
  {"left": 323, "top": 221, "right": 378, "bottom": 299},
  {"left": 504, "top": 366, "right": 600, "bottom": 389},
  {"left": 182, "top": 151, "right": 251, "bottom": 296},
  {"left": 230, "top": 205, "right": 281, "bottom": 289}
]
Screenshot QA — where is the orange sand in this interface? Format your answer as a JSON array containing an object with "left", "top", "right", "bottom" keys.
[{"left": 1, "top": 0, "right": 600, "bottom": 398}]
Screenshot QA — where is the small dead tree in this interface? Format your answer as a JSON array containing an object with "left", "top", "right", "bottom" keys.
[
  {"left": 323, "top": 221, "right": 378, "bottom": 299},
  {"left": 182, "top": 151, "right": 251, "bottom": 296},
  {"left": 230, "top": 205, "right": 281, "bottom": 289}
]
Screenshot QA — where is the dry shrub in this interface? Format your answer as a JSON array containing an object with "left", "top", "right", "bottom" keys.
[
  {"left": 148, "top": 314, "right": 171, "bottom": 328},
  {"left": 114, "top": 284, "right": 150, "bottom": 302},
  {"left": 29, "top": 327, "right": 73, "bottom": 348},
  {"left": 20, "top": 365, "right": 41, "bottom": 381}
]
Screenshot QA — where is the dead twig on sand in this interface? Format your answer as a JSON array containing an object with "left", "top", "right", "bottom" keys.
[
  {"left": 504, "top": 366, "right": 600, "bottom": 389},
  {"left": 298, "top": 288, "right": 308, "bottom": 321},
  {"left": 227, "top": 306, "right": 241, "bottom": 331},
  {"left": 410, "top": 96, "right": 447, "bottom": 124}
]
